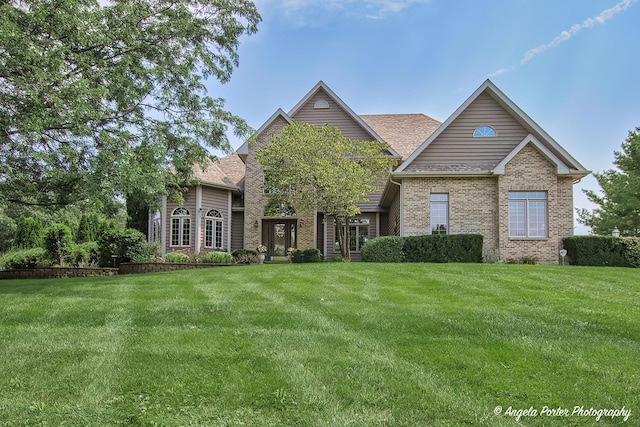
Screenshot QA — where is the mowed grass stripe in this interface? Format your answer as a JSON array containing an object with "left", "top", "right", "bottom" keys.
[{"left": 0, "top": 263, "right": 638, "bottom": 426}]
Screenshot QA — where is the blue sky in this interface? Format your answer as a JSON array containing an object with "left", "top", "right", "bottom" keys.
[{"left": 208, "top": 0, "right": 640, "bottom": 235}]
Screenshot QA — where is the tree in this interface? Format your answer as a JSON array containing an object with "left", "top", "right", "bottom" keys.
[
  {"left": 0, "top": 0, "right": 260, "bottom": 207},
  {"left": 255, "top": 120, "right": 396, "bottom": 258},
  {"left": 14, "top": 216, "right": 43, "bottom": 249},
  {"left": 578, "top": 127, "right": 640, "bottom": 236}
]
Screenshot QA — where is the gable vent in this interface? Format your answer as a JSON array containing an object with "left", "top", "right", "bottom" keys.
[{"left": 314, "top": 99, "right": 330, "bottom": 109}]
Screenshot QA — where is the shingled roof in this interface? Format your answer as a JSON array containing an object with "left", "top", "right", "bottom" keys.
[
  {"left": 360, "top": 114, "right": 441, "bottom": 161},
  {"left": 192, "top": 152, "right": 245, "bottom": 191}
]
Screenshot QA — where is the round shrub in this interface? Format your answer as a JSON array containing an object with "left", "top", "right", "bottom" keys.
[
  {"left": 361, "top": 236, "right": 404, "bottom": 262},
  {"left": 43, "top": 223, "right": 74, "bottom": 265},
  {"left": 302, "top": 248, "right": 322, "bottom": 263}
]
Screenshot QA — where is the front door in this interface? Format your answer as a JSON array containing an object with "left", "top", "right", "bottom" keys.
[{"left": 263, "top": 220, "right": 297, "bottom": 260}]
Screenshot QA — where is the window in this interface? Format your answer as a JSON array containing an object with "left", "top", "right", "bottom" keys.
[
  {"left": 151, "top": 211, "right": 161, "bottom": 243},
  {"left": 335, "top": 218, "right": 370, "bottom": 252},
  {"left": 430, "top": 194, "right": 448, "bottom": 235},
  {"left": 170, "top": 207, "right": 191, "bottom": 247},
  {"left": 509, "top": 192, "right": 547, "bottom": 238},
  {"left": 473, "top": 125, "right": 497, "bottom": 137},
  {"left": 204, "top": 209, "right": 223, "bottom": 249}
]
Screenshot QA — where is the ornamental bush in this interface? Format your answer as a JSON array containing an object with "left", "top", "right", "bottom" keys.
[
  {"left": 361, "top": 236, "right": 404, "bottom": 262},
  {"left": 0, "top": 247, "right": 48, "bottom": 270},
  {"left": 197, "top": 251, "right": 233, "bottom": 264},
  {"left": 231, "top": 249, "right": 258, "bottom": 264},
  {"left": 563, "top": 236, "right": 640, "bottom": 267},
  {"left": 164, "top": 252, "right": 191, "bottom": 263},
  {"left": 402, "top": 234, "right": 483, "bottom": 263},
  {"left": 43, "top": 223, "right": 74, "bottom": 265},
  {"left": 302, "top": 248, "right": 322, "bottom": 263},
  {"left": 289, "top": 248, "right": 304, "bottom": 263}
]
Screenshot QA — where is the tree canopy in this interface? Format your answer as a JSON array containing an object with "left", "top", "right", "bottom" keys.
[
  {"left": 0, "top": 0, "right": 260, "bottom": 208},
  {"left": 578, "top": 127, "right": 640, "bottom": 236},
  {"left": 255, "top": 120, "right": 396, "bottom": 258}
]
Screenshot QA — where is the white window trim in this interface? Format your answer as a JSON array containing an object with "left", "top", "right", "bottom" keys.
[
  {"left": 430, "top": 194, "right": 449, "bottom": 235},
  {"left": 170, "top": 208, "right": 191, "bottom": 247},
  {"left": 508, "top": 192, "right": 548, "bottom": 239},
  {"left": 204, "top": 210, "right": 224, "bottom": 250}
]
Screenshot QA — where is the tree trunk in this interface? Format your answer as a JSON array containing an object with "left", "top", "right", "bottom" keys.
[{"left": 336, "top": 216, "right": 351, "bottom": 259}]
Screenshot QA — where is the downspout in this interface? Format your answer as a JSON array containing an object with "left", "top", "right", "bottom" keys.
[{"left": 161, "top": 195, "right": 167, "bottom": 258}]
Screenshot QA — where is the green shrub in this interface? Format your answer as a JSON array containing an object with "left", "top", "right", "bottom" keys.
[
  {"left": 402, "top": 234, "right": 483, "bottom": 263},
  {"left": 361, "top": 236, "right": 404, "bottom": 262},
  {"left": 14, "top": 216, "right": 43, "bottom": 249},
  {"left": 1, "top": 247, "right": 48, "bottom": 269},
  {"left": 563, "top": 236, "right": 640, "bottom": 267},
  {"left": 164, "top": 252, "right": 192, "bottom": 263},
  {"left": 289, "top": 248, "right": 304, "bottom": 263},
  {"left": 302, "top": 248, "right": 322, "bottom": 263},
  {"left": 77, "top": 213, "right": 101, "bottom": 243},
  {"left": 231, "top": 249, "right": 258, "bottom": 264},
  {"left": 70, "top": 245, "right": 90, "bottom": 267},
  {"left": 43, "top": 223, "right": 74, "bottom": 265},
  {"left": 97, "top": 228, "right": 148, "bottom": 267},
  {"left": 197, "top": 251, "right": 233, "bottom": 264},
  {"left": 129, "top": 242, "right": 162, "bottom": 263}
]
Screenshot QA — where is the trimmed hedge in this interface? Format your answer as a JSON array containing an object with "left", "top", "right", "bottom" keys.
[
  {"left": 289, "top": 248, "right": 322, "bottom": 263},
  {"left": 563, "top": 236, "right": 640, "bottom": 267},
  {"left": 361, "top": 236, "right": 404, "bottom": 262},
  {"left": 361, "top": 234, "right": 483, "bottom": 263}
]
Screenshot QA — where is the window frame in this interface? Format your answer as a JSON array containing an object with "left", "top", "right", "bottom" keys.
[
  {"left": 204, "top": 209, "right": 224, "bottom": 250},
  {"left": 335, "top": 218, "right": 370, "bottom": 253},
  {"left": 473, "top": 125, "right": 497, "bottom": 137},
  {"left": 170, "top": 207, "right": 191, "bottom": 247},
  {"left": 508, "top": 192, "right": 548, "bottom": 238},
  {"left": 151, "top": 211, "right": 161, "bottom": 243},
  {"left": 430, "top": 193, "right": 449, "bottom": 235}
]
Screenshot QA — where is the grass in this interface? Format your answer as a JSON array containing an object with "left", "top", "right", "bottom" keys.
[{"left": 0, "top": 263, "right": 638, "bottom": 426}]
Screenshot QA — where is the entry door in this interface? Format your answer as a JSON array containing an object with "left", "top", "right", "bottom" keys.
[{"left": 263, "top": 220, "right": 296, "bottom": 260}]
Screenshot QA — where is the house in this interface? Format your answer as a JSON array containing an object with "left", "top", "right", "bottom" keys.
[{"left": 150, "top": 80, "right": 590, "bottom": 263}]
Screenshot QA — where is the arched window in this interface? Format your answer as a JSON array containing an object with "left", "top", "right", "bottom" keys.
[
  {"left": 204, "top": 209, "right": 223, "bottom": 249},
  {"left": 170, "top": 208, "right": 191, "bottom": 247},
  {"left": 473, "top": 125, "right": 497, "bottom": 137}
]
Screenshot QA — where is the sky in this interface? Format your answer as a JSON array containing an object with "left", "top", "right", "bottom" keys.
[{"left": 207, "top": 0, "right": 640, "bottom": 235}]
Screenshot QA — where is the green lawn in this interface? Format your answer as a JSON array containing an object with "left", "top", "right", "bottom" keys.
[{"left": 0, "top": 263, "right": 638, "bottom": 426}]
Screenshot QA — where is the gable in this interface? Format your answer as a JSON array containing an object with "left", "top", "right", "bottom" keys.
[
  {"left": 290, "top": 87, "right": 375, "bottom": 141},
  {"left": 402, "top": 92, "right": 529, "bottom": 172}
]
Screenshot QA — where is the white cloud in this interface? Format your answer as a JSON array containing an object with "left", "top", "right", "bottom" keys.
[
  {"left": 488, "top": 0, "right": 636, "bottom": 78},
  {"left": 520, "top": 0, "right": 637, "bottom": 64}
]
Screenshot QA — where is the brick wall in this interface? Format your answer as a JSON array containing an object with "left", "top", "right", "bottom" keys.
[
  {"left": 400, "top": 144, "right": 576, "bottom": 263},
  {"left": 243, "top": 116, "right": 316, "bottom": 250},
  {"left": 402, "top": 177, "right": 499, "bottom": 256}
]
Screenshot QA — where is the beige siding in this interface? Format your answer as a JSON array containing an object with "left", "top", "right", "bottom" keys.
[
  {"left": 291, "top": 88, "right": 374, "bottom": 140},
  {"left": 405, "top": 92, "right": 530, "bottom": 172},
  {"left": 200, "top": 187, "right": 231, "bottom": 252},
  {"left": 231, "top": 211, "right": 244, "bottom": 250},
  {"left": 388, "top": 192, "right": 401, "bottom": 236}
]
